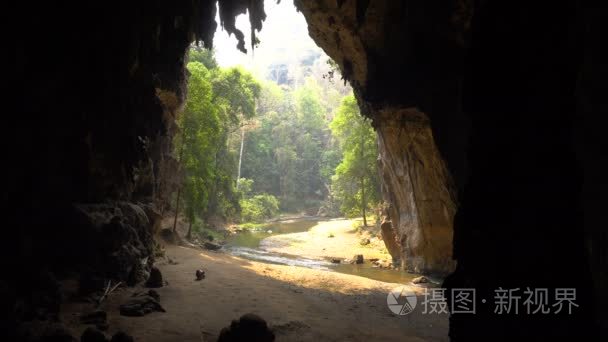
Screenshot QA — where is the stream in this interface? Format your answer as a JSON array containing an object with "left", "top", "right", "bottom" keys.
[{"left": 225, "top": 218, "right": 422, "bottom": 284}]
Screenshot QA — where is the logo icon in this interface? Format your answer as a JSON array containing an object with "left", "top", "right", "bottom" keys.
[{"left": 387, "top": 286, "right": 418, "bottom": 315}]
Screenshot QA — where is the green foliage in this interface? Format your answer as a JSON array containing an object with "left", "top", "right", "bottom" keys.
[
  {"left": 177, "top": 47, "right": 359, "bottom": 226},
  {"left": 191, "top": 220, "right": 225, "bottom": 242},
  {"left": 175, "top": 48, "right": 261, "bottom": 229},
  {"left": 176, "top": 62, "right": 220, "bottom": 225},
  {"left": 330, "top": 94, "right": 380, "bottom": 223},
  {"left": 240, "top": 77, "right": 335, "bottom": 212},
  {"left": 238, "top": 222, "right": 269, "bottom": 231},
  {"left": 237, "top": 178, "right": 254, "bottom": 198},
  {"left": 189, "top": 46, "right": 219, "bottom": 70},
  {"left": 212, "top": 66, "right": 261, "bottom": 124},
  {"left": 240, "top": 193, "right": 280, "bottom": 223}
]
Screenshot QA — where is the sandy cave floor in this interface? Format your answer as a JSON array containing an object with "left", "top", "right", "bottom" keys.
[{"left": 61, "top": 246, "right": 447, "bottom": 341}]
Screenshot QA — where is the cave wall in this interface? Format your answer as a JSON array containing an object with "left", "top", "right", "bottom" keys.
[
  {"left": 4, "top": 0, "right": 605, "bottom": 340},
  {"left": 4, "top": 0, "right": 264, "bottom": 336},
  {"left": 295, "top": 0, "right": 462, "bottom": 275},
  {"left": 295, "top": 0, "right": 604, "bottom": 340},
  {"left": 376, "top": 107, "right": 456, "bottom": 275}
]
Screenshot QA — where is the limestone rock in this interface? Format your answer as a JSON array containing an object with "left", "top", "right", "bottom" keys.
[
  {"left": 218, "top": 313, "right": 275, "bottom": 342},
  {"left": 294, "top": 0, "right": 458, "bottom": 278},
  {"left": 145, "top": 267, "right": 163, "bottom": 288},
  {"left": 203, "top": 241, "right": 222, "bottom": 251},
  {"left": 376, "top": 109, "right": 456, "bottom": 276},
  {"left": 119, "top": 291, "right": 165, "bottom": 317},
  {"left": 110, "top": 332, "right": 134, "bottom": 342},
  {"left": 79, "top": 310, "right": 107, "bottom": 325},
  {"left": 352, "top": 255, "right": 364, "bottom": 264},
  {"left": 81, "top": 327, "right": 108, "bottom": 342},
  {"left": 412, "top": 276, "right": 430, "bottom": 284}
]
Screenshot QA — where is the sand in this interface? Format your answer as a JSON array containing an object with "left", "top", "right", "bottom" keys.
[{"left": 62, "top": 245, "right": 447, "bottom": 341}]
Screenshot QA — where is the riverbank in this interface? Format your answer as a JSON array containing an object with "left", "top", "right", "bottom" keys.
[
  {"left": 262, "top": 218, "right": 390, "bottom": 262},
  {"left": 63, "top": 245, "right": 448, "bottom": 341}
]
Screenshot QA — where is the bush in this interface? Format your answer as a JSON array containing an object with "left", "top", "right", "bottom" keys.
[
  {"left": 238, "top": 222, "right": 269, "bottom": 231},
  {"left": 191, "top": 220, "right": 224, "bottom": 242},
  {"left": 240, "top": 193, "right": 280, "bottom": 223}
]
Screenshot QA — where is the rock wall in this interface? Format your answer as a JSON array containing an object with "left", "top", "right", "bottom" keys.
[
  {"left": 3, "top": 0, "right": 605, "bottom": 340},
  {"left": 295, "top": 0, "right": 460, "bottom": 275},
  {"left": 376, "top": 107, "right": 456, "bottom": 275},
  {"left": 4, "top": 0, "right": 267, "bottom": 337},
  {"left": 296, "top": 0, "right": 603, "bottom": 339}
]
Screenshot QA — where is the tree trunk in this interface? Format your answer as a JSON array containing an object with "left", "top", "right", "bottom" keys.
[
  {"left": 172, "top": 187, "right": 181, "bottom": 233},
  {"left": 236, "top": 126, "right": 245, "bottom": 189},
  {"left": 360, "top": 129, "right": 367, "bottom": 227},
  {"left": 361, "top": 176, "right": 367, "bottom": 226},
  {"left": 173, "top": 130, "right": 186, "bottom": 234},
  {"left": 186, "top": 220, "right": 193, "bottom": 240}
]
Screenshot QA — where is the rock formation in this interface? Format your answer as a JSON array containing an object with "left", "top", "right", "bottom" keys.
[
  {"left": 295, "top": 0, "right": 458, "bottom": 275},
  {"left": 4, "top": 0, "right": 604, "bottom": 340},
  {"left": 376, "top": 108, "right": 456, "bottom": 275}
]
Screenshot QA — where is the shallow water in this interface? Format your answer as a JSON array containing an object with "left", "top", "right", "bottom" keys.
[{"left": 225, "top": 219, "right": 422, "bottom": 285}]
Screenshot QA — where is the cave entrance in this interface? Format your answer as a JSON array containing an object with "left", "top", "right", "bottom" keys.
[{"left": 163, "top": 1, "right": 451, "bottom": 340}]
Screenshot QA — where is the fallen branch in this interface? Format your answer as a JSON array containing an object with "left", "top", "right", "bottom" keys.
[{"left": 96, "top": 280, "right": 122, "bottom": 308}]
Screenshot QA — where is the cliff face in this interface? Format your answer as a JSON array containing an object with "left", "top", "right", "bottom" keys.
[
  {"left": 295, "top": 0, "right": 460, "bottom": 275},
  {"left": 4, "top": 1, "right": 263, "bottom": 334},
  {"left": 376, "top": 108, "right": 456, "bottom": 275},
  {"left": 296, "top": 0, "right": 601, "bottom": 339}
]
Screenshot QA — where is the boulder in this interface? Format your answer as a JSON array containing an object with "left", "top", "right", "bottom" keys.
[
  {"left": 372, "top": 259, "right": 393, "bottom": 268},
  {"left": 412, "top": 276, "right": 429, "bottom": 284},
  {"left": 81, "top": 327, "right": 108, "bottom": 342},
  {"left": 218, "top": 313, "right": 275, "bottom": 342},
  {"left": 145, "top": 267, "right": 163, "bottom": 288},
  {"left": 79, "top": 310, "right": 107, "bottom": 325},
  {"left": 203, "top": 241, "right": 222, "bottom": 251},
  {"left": 110, "top": 332, "right": 134, "bottom": 342},
  {"left": 16, "top": 321, "right": 77, "bottom": 342},
  {"left": 119, "top": 291, "right": 165, "bottom": 317},
  {"left": 160, "top": 228, "right": 179, "bottom": 244}
]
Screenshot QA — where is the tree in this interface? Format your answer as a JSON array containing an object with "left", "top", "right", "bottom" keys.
[
  {"left": 173, "top": 62, "right": 220, "bottom": 236},
  {"left": 330, "top": 94, "right": 379, "bottom": 226},
  {"left": 189, "top": 45, "right": 218, "bottom": 70},
  {"left": 174, "top": 49, "right": 263, "bottom": 235}
]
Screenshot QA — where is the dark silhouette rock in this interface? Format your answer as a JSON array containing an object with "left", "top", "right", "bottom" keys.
[
  {"left": 81, "top": 327, "right": 108, "bottom": 342},
  {"left": 96, "top": 323, "right": 109, "bottom": 331},
  {"left": 146, "top": 289, "right": 160, "bottom": 302},
  {"left": 353, "top": 255, "right": 364, "bottom": 264},
  {"left": 203, "top": 241, "right": 222, "bottom": 251},
  {"left": 195, "top": 269, "right": 205, "bottom": 281},
  {"left": 110, "top": 332, "right": 134, "bottom": 342},
  {"left": 119, "top": 291, "right": 165, "bottom": 317},
  {"left": 218, "top": 313, "right": 275, "bottom": 342},
  {"left": 145, "top": 267, "right": 163, "bottom": 288},
  {"left": 160, "top": 228, "right": 179, "bottom": 245},
  {"left": 79, "top": 310, "right": 107, "bottom": 325},
  {"left": 16, "top": 321, "right": 77, "bottom": 342}
]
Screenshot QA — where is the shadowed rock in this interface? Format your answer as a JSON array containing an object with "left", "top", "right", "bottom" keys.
[{"left": 218, "top": 313, "right": 275, "bottom": 342}]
